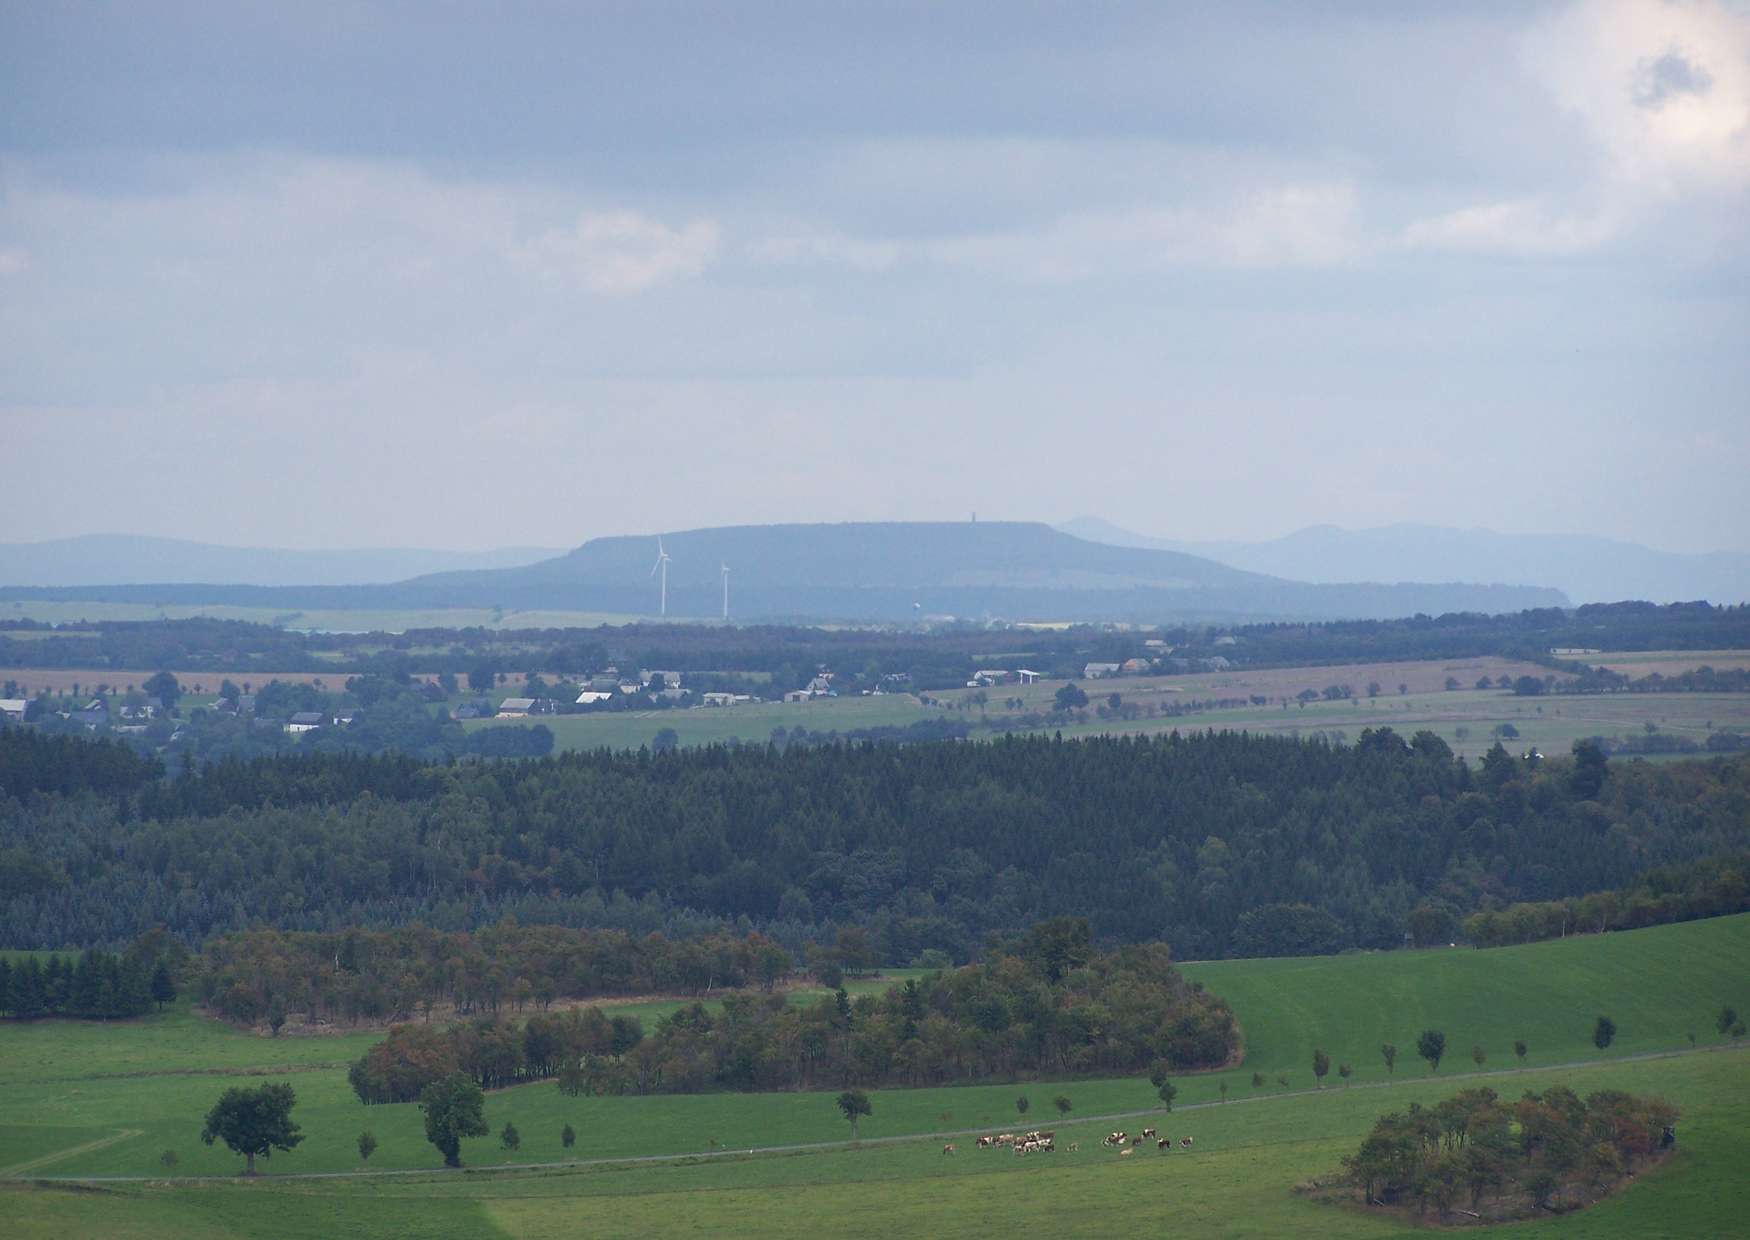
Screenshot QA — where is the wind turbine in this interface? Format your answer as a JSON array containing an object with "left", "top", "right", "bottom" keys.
[
  {"left": 650, "top": 536, "right": 671, "bottom": 617},
  {"left": 720, "top": 563, "right": 730, "bottom": 621}
]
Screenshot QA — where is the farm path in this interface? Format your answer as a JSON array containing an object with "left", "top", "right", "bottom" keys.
[
  {"left": 0, "top": 1129, "right": 143, "bottom": 1177},
  {"left": 10, "top": 1043, "right": 1740, "bottom": 1185}
]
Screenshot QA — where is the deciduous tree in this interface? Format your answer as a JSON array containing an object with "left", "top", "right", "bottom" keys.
[{"left": 200, "top": 1083, "right": 303, "bottom": 1175}]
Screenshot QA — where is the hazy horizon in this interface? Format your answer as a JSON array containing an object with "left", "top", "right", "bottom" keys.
[
  {"left": 4, "top": 2, "right": 1747, "bottom": 553},
  {"left": 2, "top": 516, "right": 1748, "bottom": 560}
]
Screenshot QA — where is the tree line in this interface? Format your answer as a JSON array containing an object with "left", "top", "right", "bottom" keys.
[
  {"left": 195, "top": 923, "right": 796, "bottom": 1029},
  {"left": 5, "top": 600, "right": 1747, "bottom": 693},
  {"left": 1461, "top": 851, "right": 1750, "bottom": 948},
  {"left": 348, "top": 923, "right": 1237, "bottom": 1103},
  {"left": 4, "top": 725, "right": 1749, "bottom": 959},
  {"left": 0, "top": 933, "right": 182, "bottom": 1020}
]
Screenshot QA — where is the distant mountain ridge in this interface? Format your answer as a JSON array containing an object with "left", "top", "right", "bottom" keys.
[
  {"left": 0, "top": 521, "right": 1566, "bottom": 623},
  {"left": 0, "top": 534, "right": 565, "bottom": 588},
  {"left": 1058, "top": 518, "right": 1750, "bottom": 607}
]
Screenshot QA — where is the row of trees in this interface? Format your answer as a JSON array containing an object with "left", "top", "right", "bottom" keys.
[
  {"left": 1344, "top": 1086, "right": 1678, "bottom": 1219},
  {"left": 350, "top": 925, "right": 1238, "bottom": 1102},
  {"left": 196, "top": 924, "right": 796, "bottom": 1029}
]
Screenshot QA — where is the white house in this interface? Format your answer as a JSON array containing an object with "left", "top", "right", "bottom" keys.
[
  {"left": 285, "top": 711, "right": 326, "bottom": 734},
  {"left": 0, "top": 699, "right": 27, "bottom": 724}
]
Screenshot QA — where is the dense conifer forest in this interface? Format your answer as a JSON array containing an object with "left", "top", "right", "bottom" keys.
[{"left": 4, "top": 726, "right": 1747, "bottom": 960}]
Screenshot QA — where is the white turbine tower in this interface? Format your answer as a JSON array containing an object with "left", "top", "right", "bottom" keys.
[
  {"left": 650, "top": 536, "right": 671, "bottom": 617},
  {"left": 720, "top": 563, "right": 730, "bottom": 621}
]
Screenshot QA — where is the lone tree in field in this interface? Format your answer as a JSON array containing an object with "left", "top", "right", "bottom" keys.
[
  {"left": 1015, "top": 1095, "right": 1030, "bottom": 1118},
  {"left": 1417, "top": 1029, "right": 1446, "bottom": 1074},
  {"left": 1338, "top": 1063, "right": 1352, "bottom": 1087},
  {"left": 500, "top": 1121, "right": 520, "bottom": 1152},
  {"left": 420, "top": 1073, "right": 488, "bottom": 1168},
  {"left": 1514, "top": 1040, "right": 1527, "bottom": 1067},
  {"left": 1594, "top": 1015, "right": 1617, "bottom": 1051},
  {"left": 357, "top": 1130, "right": 377, "bottom": 1164},
  {"left": 150, "top": 961, "right": 177, "bottom": 1011},
  {"left": 1381, "top": 1043, "right": 1398, "bottom": 1076},
  {"left": 1053, "top": 1095, "right": 1072, "bottom": 1117},
  {"left": 1312, "top": 1048, "right": 1331, "bottom": 1088},
  {"left": 1720, "top": 1007, "right": 1739, "bottom": 1038},
  {"left": 158, "top": 1149, "right": 178, "bottom": 1173},
  {"left": 837, "top": 1089, "right": 873, "bottom": 1143},
  {"left": 1251, "top": 1072, "right": 1265, "bottom": 1088},
  {"left": 1472, "top": 1044, "right": 1486, "bottom": 1069},
  {"left": 1149, "top": 1061, "right": 1178, "bottom": 1110},
  {"left": 200, "top": 1082, "right": 303, "bottom": 1176},
  {"left": 562, "top": 1123, "right": 576, "bottom": 1150},
  {"left": 1220, "top": 1081, "right": 1230, "bottom": 1102}
]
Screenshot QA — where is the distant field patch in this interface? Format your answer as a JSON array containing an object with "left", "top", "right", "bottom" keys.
[
  {"left": 0, "top": 600, "right": 650, "bottom": 633},
  {"left": 466, "top": 693, "right": 935, "bottom": 752},
  {"left": 1581, "top": 650, "right": 1750, "bottom": 677}
]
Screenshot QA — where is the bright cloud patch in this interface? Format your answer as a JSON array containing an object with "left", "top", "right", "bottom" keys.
[
  {"left": 1401, "top": 199, "right": 1618, "bottom": 257},
  {"left": 518, "top": 211, "right": 720, "bottom": 293}
]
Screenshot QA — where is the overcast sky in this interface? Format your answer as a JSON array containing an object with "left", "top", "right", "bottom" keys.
[{"left": 3, "top": 1, "right": 1747, "bottom": 552}]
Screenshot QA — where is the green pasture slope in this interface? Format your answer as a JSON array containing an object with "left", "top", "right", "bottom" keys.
[{"left": 2, "top": 916, "right": 1747, "bottom": 1237}]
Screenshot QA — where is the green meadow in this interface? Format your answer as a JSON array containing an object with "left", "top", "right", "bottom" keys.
[{"left": 2, "top": 915, "right": 1746, "bottom": 1236}]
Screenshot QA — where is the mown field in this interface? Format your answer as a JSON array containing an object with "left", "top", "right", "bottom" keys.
[{"left": 2, "top": 916, "right": 1745, "bottom": 1237}]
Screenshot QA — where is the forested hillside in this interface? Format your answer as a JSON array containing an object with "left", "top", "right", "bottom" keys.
[{"left": 4, "top": 727, "right": 1747, "bottom": 959}]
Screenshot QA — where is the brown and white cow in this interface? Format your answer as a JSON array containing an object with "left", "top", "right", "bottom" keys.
[
  {"left": 1179, "top": 1136, "right": 1195, "bottom": 1150},
  {"left": 942, "top": 1144, "right": 956, "bottom": 1155}
]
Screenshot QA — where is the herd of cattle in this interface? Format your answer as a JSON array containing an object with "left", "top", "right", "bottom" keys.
[{"left": 941, "top": 1128, "right": 1193, "bottom": 1158}]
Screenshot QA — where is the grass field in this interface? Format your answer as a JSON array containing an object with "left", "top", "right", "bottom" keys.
[
  {"left": 460, "top": 678, "right": 1750, "bottom": 764},
  {"left": 464, "top": 692, "right": 939, "bottom": 751},
  {"left": 2, "top": 916, "right": 1745, "bottom": 1236}
]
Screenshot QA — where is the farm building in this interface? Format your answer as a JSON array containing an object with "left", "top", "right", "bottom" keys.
[
  {"left": 285, "top": 711, "right": 326, "bottom": 734},
  {"left": 700, "top": 692, "right": 751, "bottom": 707},
  {"left": 0, "top": 699, "right": 27, "bottom": 724},
  {"left": 495, "top": 697, "right": 536, "bottom": 717},
  {"left": 1084, "top": 662, "right": 1122, "bottom": 679},
  {"left": 575, "top": 691, "right": 615, "bottom": 705}
]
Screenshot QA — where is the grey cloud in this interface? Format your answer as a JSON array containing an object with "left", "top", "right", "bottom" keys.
[{"left": 1634, "top": 49, "right": 1716, "bottom": 109}]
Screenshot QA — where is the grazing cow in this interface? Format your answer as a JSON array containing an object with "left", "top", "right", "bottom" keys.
[
  {"left": 942, "top": 1144, "right": 956, "bottom": 1156},
  {"left": 1179, "top": 1136, "right": 1194, "bottom": 1150},
  {"left": 976, "top": 1136, "right": 994, "bottom": 1148},
  {"left": 1120, "top": 1147, "right": 1134, "bottom": 1158},
  {"left": 1104, "top": 1132, "right": 1127, "bottom": 1147},
  {"left": 1157, "top": 1138, "right": 1170, "bottom": 1151},
  {"left": 1141, "top": 1128, "right": 1157, "bottom": 1139},
  {"left": 996, "top": 1133, "right": 1016, "bottom": 1147},
  {"left": 1130, "top": 1135, "right": 1145, "bottom": 1146},
  {"left": 1066, "top": 1142, "right": 1080, "bottom": 1153}
]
